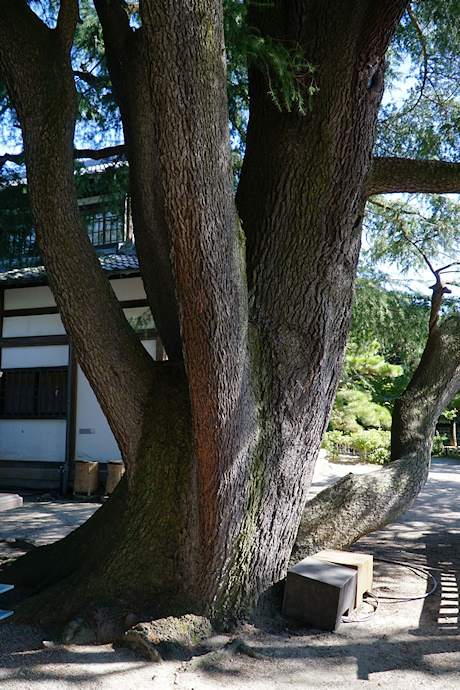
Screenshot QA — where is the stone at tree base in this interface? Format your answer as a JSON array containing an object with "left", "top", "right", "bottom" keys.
[
  {"left": 282, "top": 556, "right": 357, "bottom": 632},
  {"left": 120, "top": 614, "right": 213, "bottom": 661},
  {"left": 61, "top": 617, "right": 96, "bottom": 644}
]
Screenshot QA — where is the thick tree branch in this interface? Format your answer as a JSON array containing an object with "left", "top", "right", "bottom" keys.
[
  {"left": 141, "top": 0, "right": 254, "bottom": 610},
  {"left": 360, "top": 1, "right": 410, "bottom": 55},
  {"left": 293, "top": 455, "right": 426, "bottom": 561},
  {"left": 56, "top": 0, "right": 81, "bottom": 55},
  {"left": 95, "top": 0, "right": 183, "bottom": 360},
  {"left": 368, "top": 157, "right": 460, "bottom": 195},
  {"left": 0, "top": 151, "right": 24, "bottom": 169},
  {"left": 294, "top": 310, "right": 460, "bottom": 560},
  {"left": 74, "top": 144, "right": 125, "bottom": 160}
]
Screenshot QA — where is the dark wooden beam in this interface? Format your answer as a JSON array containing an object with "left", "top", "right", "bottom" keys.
[
  {"left": 0, "top": 334, "right": 69, "bottom": 348},
  {"left": 3, "top": 298, "right": 149, "bottom": 318}
]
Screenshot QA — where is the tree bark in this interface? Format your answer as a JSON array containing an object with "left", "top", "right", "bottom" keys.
[
  {"left": 139, "top": 0, "right": 257, "bottom": 613},
  {"left": 369, "top": 156, "right": 460, "bottom": 195},
  {"left": 294, "top": 305, "right": 460, "bottom": 561},
  {"left": 7, "top": 363, "right": 201, "bottom": 625},
  {"left": 93, "top": 0, "right": 183, "bottom": 360},
  {"left": 222, "top": 0, "right": 409, "bottom": 615},
  {"left": 0, "top": 0, "right": 421, "bottom": 630}
]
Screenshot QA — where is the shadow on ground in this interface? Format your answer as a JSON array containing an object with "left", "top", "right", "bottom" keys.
[{"left": 0, "top": 456, "right": 459, "bottom": 688}]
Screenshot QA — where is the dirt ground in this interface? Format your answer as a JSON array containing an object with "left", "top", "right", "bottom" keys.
[{"left": 0, "top": 454, "right": 459, "bottom": 689}]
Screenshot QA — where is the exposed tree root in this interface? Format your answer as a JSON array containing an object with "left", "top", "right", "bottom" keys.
[
  {"left": 294, "top": 313, "right": 460, "bottom": 564},
  {"left": 0, "top": 480, "right": 128, "bottom": 591},
  {"left": 184, "top": 637, "right": 270, "bottom": 669}
]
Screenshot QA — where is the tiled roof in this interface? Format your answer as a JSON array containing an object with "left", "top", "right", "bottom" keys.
[
  {"left": 0, "top": 264, "right": 47, "bottom": 286},
  {"left": 98, "top": 253, "right": 139, "bottom": 274},
  {"left": 0, "top": 253, "right": 139, "bottom": 286}
]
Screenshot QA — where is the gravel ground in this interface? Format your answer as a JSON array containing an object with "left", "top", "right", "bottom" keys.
[{"left": 0, "top": 454, "right": 459, "bottom": 689}]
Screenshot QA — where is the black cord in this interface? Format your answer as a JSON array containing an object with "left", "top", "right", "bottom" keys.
[
  {"left": 341, "top": 592, "right": 380, "bottom": 623},
  {"left": 374, "top": 556, "right": 437, "bottom": 600},
  {"left": 341, "top": 556, "right": 437, "bottom": 624}
]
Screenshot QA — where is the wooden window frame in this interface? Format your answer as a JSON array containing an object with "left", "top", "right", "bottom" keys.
[{"left": 0, "top": 367, "right": 68, "bottom": 419}]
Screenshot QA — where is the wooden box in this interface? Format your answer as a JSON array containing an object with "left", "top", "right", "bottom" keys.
[
  {"left": 282, "top": 556, "right": 357, "bottom": 631},
  {"left": 313, "top": 549, "right": 373, "bottom": 608}
]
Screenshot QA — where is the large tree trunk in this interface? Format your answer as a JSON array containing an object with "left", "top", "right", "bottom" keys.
[
  {"left": 223, "top": 0, "right": 409, "bottom": 616},
  {"left": 0, "top": 0, "right": 411, "bottom": 630},
  {"left": 5, "top": 364, "right": 201, "bottom": 625}
]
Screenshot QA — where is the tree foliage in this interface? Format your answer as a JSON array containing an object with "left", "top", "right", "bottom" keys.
[
  {"left": 330, "top": 341, "right": 402, "bottom": 433},
  {"left": 377, "top": 1, "right": 460, "bottom": 161},
  {"left": 349, "top": 272, "right": 431, "bottom": 371}
]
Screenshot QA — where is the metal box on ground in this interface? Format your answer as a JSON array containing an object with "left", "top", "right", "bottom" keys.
[
  {"left": 313, "top": 549, "right": 373, "bottom": 608},
  {"left": 282, "top": 556, "right": 357, "bottom": 631}
]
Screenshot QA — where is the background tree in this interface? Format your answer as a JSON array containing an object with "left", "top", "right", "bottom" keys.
[
  {"left": 1, "top": 0, "right": 460, "bottom": 635},
  {"left": 329, "top": 341, "right": 402, "bottom": 434}
]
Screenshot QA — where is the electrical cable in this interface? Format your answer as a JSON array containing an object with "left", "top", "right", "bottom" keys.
[
  {"left": 341, "top": 556, "right": 437, "bottom": 624},
  {"left": 374, "top": 557, "right": 437, "bottom": 600},
  {"left": 341, "top": 591, "right": 380, "bottom": 623}
]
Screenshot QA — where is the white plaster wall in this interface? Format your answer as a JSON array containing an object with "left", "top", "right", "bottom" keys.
[
  {"left": 111, "top": 276, "right": 146, "bottom": 301},
  {"left": 142, "top": 339, "right": 156, "bottom": 359},
  {"left": 0, "top": 419, "right": 66, "bottom": 462},
  {"left": 1, "top": 276, "right": 157, "bottom": 467},
  {"left": 4, "top": 285, "right": 56, "bottom": 310},
  {"left": 74, "top": 367, "right": 121, "bottom": 463},
  {"left": 1, "top": 345, "right": 69, "bottom": 368},
  {"left": 3, "top": 313, "right": 66, "bottom": 337},
  {"left": 5, "top": 276, "right": 145, "bottom": 310}
]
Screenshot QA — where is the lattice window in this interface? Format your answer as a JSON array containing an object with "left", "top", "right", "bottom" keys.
[
  {"left": 0, "top": 368, "right": 68, "bottom": 418},
  {"left": 83, "top": 205, "right": 125, "bottom": 248}
]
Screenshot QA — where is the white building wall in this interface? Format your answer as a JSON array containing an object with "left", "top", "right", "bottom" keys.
[
  {"left": 0, "top": 419, "right": 66, "bottom": 462},
  {"left": 2, "top": 313, "right": 66, "bottom": 337},
  {"left": 0, "top": 285, "right": 69, "bottom": 463},
  {"left": 111, "top": 276, "right": 146, "bottom": 301},
  {"left": 0, "top": 275, "right": 156, "bottom": 468},
  {"left": 74, "top": 367, "right": 121, "bottom": 463},
  {"left": 1, "top": 345, "right": 69, "bottom": 369},
  {"left": 4, "top": 284, "right": 56, "bottom": 310}
]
